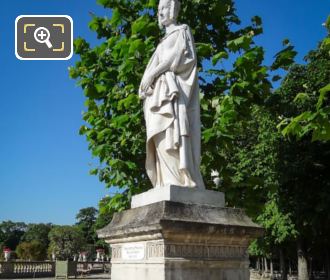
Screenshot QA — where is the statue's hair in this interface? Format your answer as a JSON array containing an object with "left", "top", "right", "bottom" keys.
[
  {"left": 169, "top": 0, "right": 181, "bottom": 21},
  {"left": 158, "top": 0, "right": 181, "bottom": 29}
]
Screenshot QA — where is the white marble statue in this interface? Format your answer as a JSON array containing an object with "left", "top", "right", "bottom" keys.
[{"left": 139, "top": 0, "right": 205, "bottom": 189}]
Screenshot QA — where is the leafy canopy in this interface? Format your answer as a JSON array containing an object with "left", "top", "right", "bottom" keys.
[
  {"left": 278, "top": 16, "right": 330, "bottom": 141},
  {"left": 16, "top": 240, "right": 47, "bottom": 261},
  {"left": 0, "top": 221, "right": 27, "bottom": 251},
  {"left": 48, "top": 226, "right": 86, "bottom": 260},
  {"left": 76, "top": 207, "right": 98, "bottom": 244},
  {"left": 21, "top": 223, "right": 53, "bottom": 248},
  {"left": 70, "top": 0, "right": 296, "bottom": 213}
]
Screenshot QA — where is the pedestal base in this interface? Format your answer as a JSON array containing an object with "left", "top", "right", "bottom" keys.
[
  {"left": 98, "top": 201, "right": 263, "bottom": 280},
  {"left": 110, "top": 261, "right": 249, "bottom": 280},
  {"left": 131, "top": 185, "right": 225, "bottom": 208}
]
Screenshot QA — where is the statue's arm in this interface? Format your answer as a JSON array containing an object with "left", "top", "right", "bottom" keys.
[
  {"left": 141, "top": 30, "right": 187, "bottom": 91},
  {"left": 148, "top": 43, "right": 184, "bottom": 79},
  {"left": 143, "top": 51, "right": 159, "bottom": 79},
  {"left": 141, "top": 48, "right": 179, "bottom": 91},
  {"left": 139, "top": 52, "right": 159, "bottom": 97}
]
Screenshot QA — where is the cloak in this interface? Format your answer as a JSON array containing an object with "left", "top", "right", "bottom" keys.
[{"left": 139, "top": 24, "right": 204, "bottom": 188}]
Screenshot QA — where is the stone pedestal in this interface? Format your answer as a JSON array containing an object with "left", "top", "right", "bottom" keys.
[
  {"left": 131, "top": 185, "right": 225, "bottom": 208},
  {"left": 98, "top": 188, "right": 263, "bottom": 280}
]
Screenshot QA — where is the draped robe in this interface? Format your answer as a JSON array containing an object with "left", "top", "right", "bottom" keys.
[{"left": 139, "top": 24, "right": 205, "bottom": 189}]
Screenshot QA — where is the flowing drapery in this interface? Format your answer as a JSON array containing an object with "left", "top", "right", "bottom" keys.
[{"left": 139, "top": 24, "right": 204, "bottom": 188}]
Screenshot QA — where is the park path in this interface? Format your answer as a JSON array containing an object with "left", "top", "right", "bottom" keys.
[{"left": 0, "top": 273, "right": 110, "bottom": 280}]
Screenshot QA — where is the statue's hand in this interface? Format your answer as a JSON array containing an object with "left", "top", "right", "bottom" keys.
[
  {"left": 139, "top": 90, "right": 146, "bottom": 100},
  {"left": 141, "top": 74, "right": 155, "bottom": 92}
]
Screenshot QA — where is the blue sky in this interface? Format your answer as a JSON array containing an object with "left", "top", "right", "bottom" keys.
[{"left": 0, "top": 0, "right": 329, "bottom": 225}]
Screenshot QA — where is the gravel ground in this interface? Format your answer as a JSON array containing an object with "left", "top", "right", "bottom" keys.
[{"left": 0, "top": 273, "right": 111, "bottom": 280}]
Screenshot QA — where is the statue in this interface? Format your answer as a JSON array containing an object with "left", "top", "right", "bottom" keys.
[{"left": 139, "top": 0, "right": 205, "bottom": 189}]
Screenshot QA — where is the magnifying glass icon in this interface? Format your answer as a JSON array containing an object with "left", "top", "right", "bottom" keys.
[{"left": 34, "top": 27, "right": 53, "bottom": 49}]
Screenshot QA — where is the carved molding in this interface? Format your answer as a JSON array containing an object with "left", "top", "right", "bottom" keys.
[
  {"left": 111, "top": 242, "right": 248, "bottom": 260},
  {"left": 163, "top": 244, "right": 247, "bottom": 259},
  {"left": 112, "top": 246, "right": 122, "bottom": 259},
  {"left": 148, "top": 242, "right": 165, "bottom": 258}
]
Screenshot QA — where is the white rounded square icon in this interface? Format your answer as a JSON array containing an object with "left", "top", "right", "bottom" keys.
[{"left": 15, "top": 15, "right": 73, "bottom": 60}]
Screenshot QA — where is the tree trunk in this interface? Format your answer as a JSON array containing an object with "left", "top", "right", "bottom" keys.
[
  {"left": 326, "top": 250, "right": 330, "bottom": 280},
  {"left": 289, "top": 260, "right": 292, "bottom": 276},
  {"left": 297, "top": 240, "right": 309, "bottom": 280},
  {"left": 264, "top": 257, "right": 269, "bottom": 273},
  {"left": 280, "top": 248, "right": 288, "bottom": 280},
  {"left": 256, "top": 257, "right": 260, "bottom": 271},
  {"left": 309, "top": 257, "right": 313, "bottom": 280},
  {"left": 270, "top": 258, "right": 274, "bottom": 277}
]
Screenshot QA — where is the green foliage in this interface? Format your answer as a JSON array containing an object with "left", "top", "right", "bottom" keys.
[
  {"left": 76, "top": 207, "right": 98, "bottom": 244},
  {"left": 211, "top": 51, "right": 228, "bottom": 66},
  {"left": 257, "top": 199, "right": 297, "bottom": 245},
  {"left": 227, "top": 34, "right": 253, "bottom": 52},
  {"left": 279, "top": 84, "right": 330, "bottom": 141},
  {"left": 21, "top": 223, "right": 53, "bottom": 248},
  {"left": 278, "top": 19, "right": 330, "bottom": 142},
  {"left": 272, "top": 31, "right": 330, "bottom": 263},
  {"left": 249, "top": 239, "right": 265, "bottom": 257},
  {"left": 76, "top": 207, "right": 98, "bottom": 225},
  {"left": 0, "top": 221, "right": 27, "bottom": 251},
  {"left": 275, "top": 136, "right": 330, "bottom": 255},
  {"left": 278, "top": 37, "right": 330, "bottom": 141},
  {"left": 75, "top": 207, "right": 110, "bottom": 255},
  {"left": 95, "top": 196, "right": 113, "bottom": 230},
  {"left": 16, "top": 240, "right": 47, "bottom": 261},
  {"left": 71, "top": 0, "right": 296, "bottom": 215},
  {"left": 0, "top": 208, "right": 108, "bottom": 261},
  {"left": 215, "top": 107, "right": 280, "bottom": 219},
  {"left": 48, "top": 226, "right": 86, "bottom": 260},
  {"left": 271, "top": 43, "right": 297, "bottom": 71}
]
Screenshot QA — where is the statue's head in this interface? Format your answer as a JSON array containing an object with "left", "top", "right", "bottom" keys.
[{"left": 158, "top": 0, "right": 181, "bottom": 29}]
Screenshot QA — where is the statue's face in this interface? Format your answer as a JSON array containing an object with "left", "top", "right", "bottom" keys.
[{"left": 158, "top": 0, "right": 172, "bottom": 27}]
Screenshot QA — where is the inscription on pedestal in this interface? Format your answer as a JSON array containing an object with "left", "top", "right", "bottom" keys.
[{"left": 122, "top": 243, "right": 145, "bottom": 260}]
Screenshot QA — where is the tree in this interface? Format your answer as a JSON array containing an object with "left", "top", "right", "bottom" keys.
[
  {"left": 218, "top": 104, "right": 299, "bottom": 280},
  {"left": 0, "top": 221, "right": 27, "bottom": 251},
  {"left": 271, "top": 25, "right": 330, "bottom": 279},
  {"left": 216, "top": 107, "right": 279, "bottom": 214},
  {"left": 76, "top": 207, "right": 98, "bottom": 244},
  {"left": 70, "top": 0, "right": 294, "bottom": 216},
  {"left": 48, "top": 226, "right": 86, "bottom": 260},
  {"left": 254, "top": 198, "right": 298, "bottom": 279},
  {"left": 93, "top": 196, "right": 114, "bottom": 254},
  {"left": 95, "top": 196, "right": 113, "bottom": 230},
  {"left": 16, "top": 240, "right": 47, "bottom": 261},
  {"left": 21, "top": 223, "right": 53, "bottom": 248},
  {"left": 279, "top": 16, "right": 330, "bottom": 142}
]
